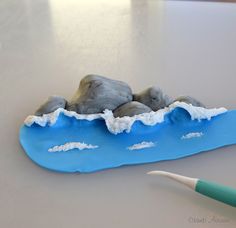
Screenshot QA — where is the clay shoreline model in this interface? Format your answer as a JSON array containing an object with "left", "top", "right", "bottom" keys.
[
  {"left": 35, "top": 74, "right": 205, "bottom": 117},
  {"left": 21, "top": 77, "right": 234, "bottom": 173}
]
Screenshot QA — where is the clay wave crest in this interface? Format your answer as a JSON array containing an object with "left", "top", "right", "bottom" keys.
[{"left": 24, "top": 102, "right": 227, "bottom": 134}]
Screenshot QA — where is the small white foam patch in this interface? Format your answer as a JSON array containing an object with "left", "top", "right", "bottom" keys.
[
  {"left": 24, "top": 102, "right": 227, "bottom": 135},
  {"left": 181, "top": 132, "right": 203, "bottom": 140},
  {"left": 127, "top": 141, "right": 156, "bottom": 150},
  {"left": 48, "top": 142, "right": 98, "bottom": 152}
]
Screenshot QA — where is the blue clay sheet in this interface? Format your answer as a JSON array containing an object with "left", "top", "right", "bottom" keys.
[{"left": 19, "top": 108, "right": 236, "bottom": 173}]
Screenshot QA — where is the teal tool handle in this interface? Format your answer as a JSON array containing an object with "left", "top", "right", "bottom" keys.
[{"left": 195, "top": 179, "right": 236, "bottom": 207}]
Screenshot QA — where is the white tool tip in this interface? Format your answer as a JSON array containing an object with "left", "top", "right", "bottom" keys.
[
  {"left": 147, "top": 170, "right": 168, "bottom": 175},
  {"left": 147, "top": 170, "right": 198, "bottom": 190}
]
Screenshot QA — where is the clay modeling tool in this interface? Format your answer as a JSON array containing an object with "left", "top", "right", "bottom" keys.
[{"left": 147, "top": 171, "right": 236, "bottom": 207}]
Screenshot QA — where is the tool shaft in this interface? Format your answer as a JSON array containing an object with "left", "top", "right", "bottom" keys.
[{"left": 148, "top": 171, "right": 236, "bottom": 207}]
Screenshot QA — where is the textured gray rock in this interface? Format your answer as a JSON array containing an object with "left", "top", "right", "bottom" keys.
[
  {"left": 113, "top": 101, "right": 152, "bottom": 118},
  {"left": 35, "top": 96, "right": 67, "bottom": 116},
  {"left": 173, "top": 96, "right": 205, "bottom": 108},
  {"left": 133, "top": 87, "right": 172, "bottom": 111},
  {"left": 67, "top": 75, "right": 133, "bottom": 114}
]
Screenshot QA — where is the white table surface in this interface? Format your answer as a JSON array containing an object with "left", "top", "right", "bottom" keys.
[{"left": 1, "top": 0, "right": 236, "bottom": 227}]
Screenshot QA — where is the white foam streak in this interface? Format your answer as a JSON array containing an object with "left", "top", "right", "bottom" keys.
[
  {"left": 48, "top": 142, "right": 98, "bottom": 152},
  {"left": 181, "top": 132, "right": 204, "bottom": 139},
  {"left": 127, "top": 141, "right": 155, "bottom": 150}
]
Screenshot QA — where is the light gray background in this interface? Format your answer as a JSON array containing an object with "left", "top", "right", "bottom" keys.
[{"left": 0, "top": 0, "right": 236, "bottom": 227}]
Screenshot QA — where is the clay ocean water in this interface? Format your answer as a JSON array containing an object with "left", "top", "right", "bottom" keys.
[{"left": 19, "top": 75, "right": 236, "bottom": 173}]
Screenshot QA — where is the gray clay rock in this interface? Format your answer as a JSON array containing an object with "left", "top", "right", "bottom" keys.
[
  {"left": 113, "top": 101, "right": 152, "bottom": 118},
  {"left": 133, "top": 86, "right": 172, "bottom": 111},
  {"left": 173, "top": 96, "right": 205, "bottom": 108},
  {"left": 35, "top": 96, "right": 67, "bottom": 116},
  {"left": 67, "top": 75, "right": 133, "bottom": 114}
]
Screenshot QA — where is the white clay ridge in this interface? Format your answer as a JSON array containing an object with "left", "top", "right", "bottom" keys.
[
  {"left": 181, "top": 132, "right": 204, "bottom": 140},
  {"left": 127, "top": 141, "right": 156, "bottom": 150},
  {"left": 24, "top": 102, "right": 227, "bottom": 135},
  {"left": 48, "top": 142, "right": 98, "bottom": 152}
]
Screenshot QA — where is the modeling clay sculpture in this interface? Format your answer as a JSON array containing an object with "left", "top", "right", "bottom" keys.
[{"left": 19, "top": 75, "right": 236, "bottom": 173}]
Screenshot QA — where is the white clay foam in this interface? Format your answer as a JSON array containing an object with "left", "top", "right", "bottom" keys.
[
  {"left": 127, "top": 141, "right": 156, "bottom": 150},
  {"left": 181, "top": 132, "right": 204, "bottom": 140},
  {"left": 48, "top": 142, "right": 98, "bottom": 152},
  {"left": 24, "top": 102, "right": 227, "bottom": 135}
]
